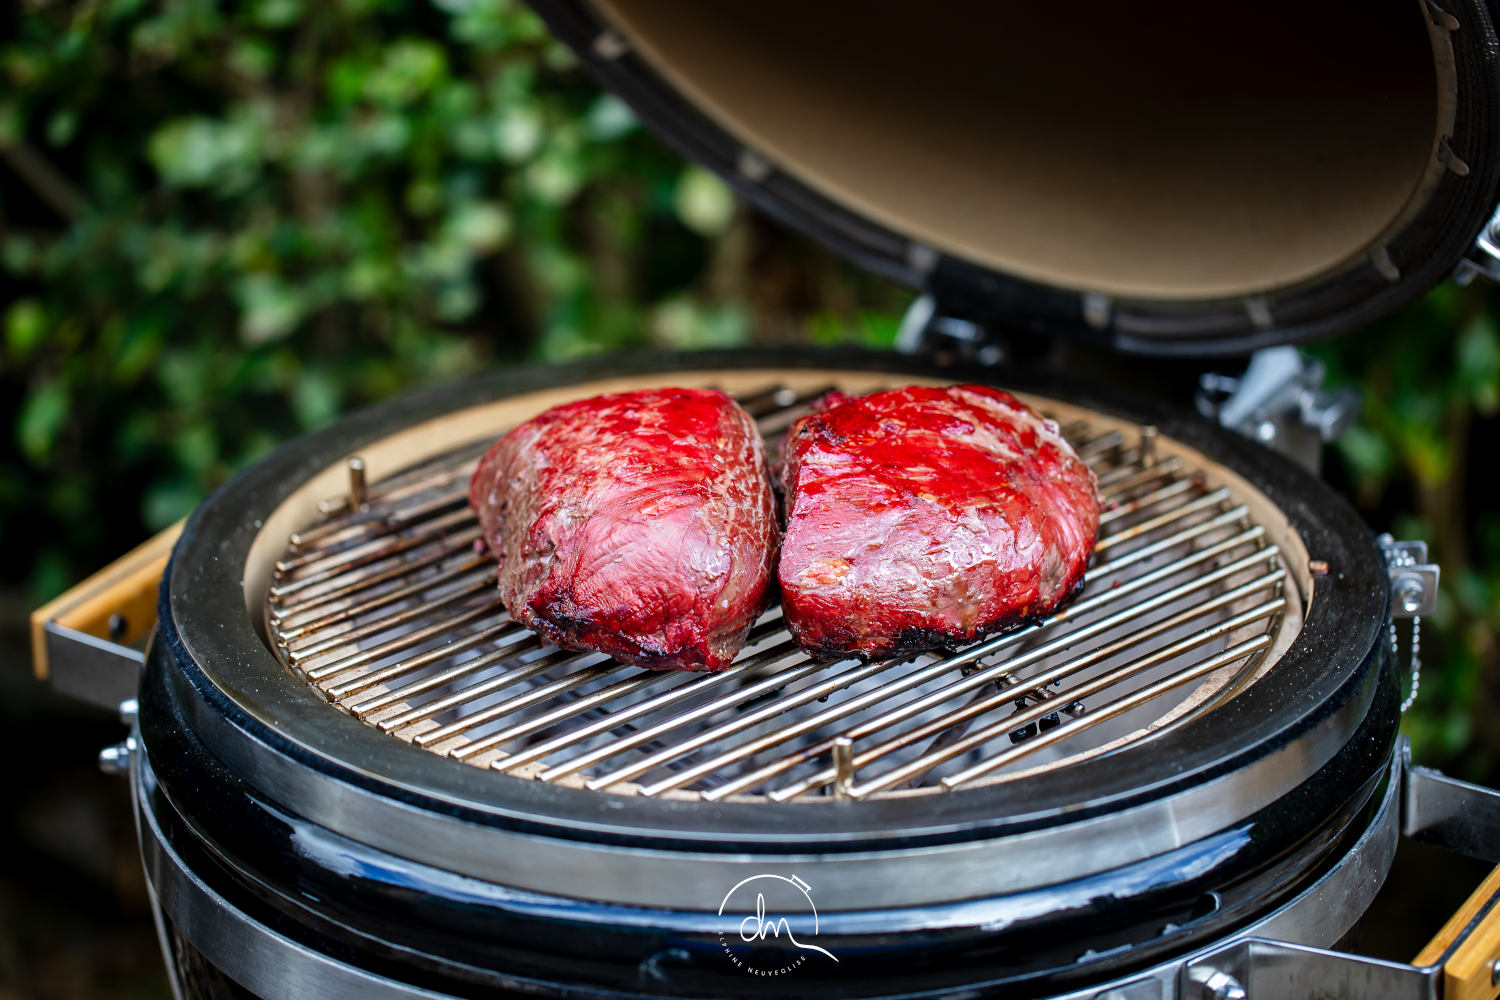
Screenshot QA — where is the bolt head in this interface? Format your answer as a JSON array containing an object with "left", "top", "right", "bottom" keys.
[{"left": 1397, "top": 577, "right": 1426, "bottom": 614}]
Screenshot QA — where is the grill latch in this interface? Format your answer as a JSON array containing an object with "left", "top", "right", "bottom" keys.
[
  {"left": 1380, "top": 535, "right": 1437, "bottom": 713},
  {"left": 1379, "top": 536, "right": 1439, "bottom": 619}
]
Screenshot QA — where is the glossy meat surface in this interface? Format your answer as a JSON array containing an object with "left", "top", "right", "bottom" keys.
[
  {"left": 779, "top": 385, "right": 1100, "bottom": 660},
  {"left": 468, "top": 388, "right": 778, "bottom": 671}
]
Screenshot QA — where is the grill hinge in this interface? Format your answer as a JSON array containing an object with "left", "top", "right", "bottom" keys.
[
  {"left": 1195, "top": 346, "right": 1359, "bottom": 473},
  {"left": 895, "top": 293, "right": 1003, "bottom": 365},
  {"left": 1454, "top": 202, "right": 1500, "bottom": 285}
]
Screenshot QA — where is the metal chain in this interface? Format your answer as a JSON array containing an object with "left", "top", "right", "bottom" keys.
[{"left": 1395, "top": 614, "right": 1422, "bottom": 713}]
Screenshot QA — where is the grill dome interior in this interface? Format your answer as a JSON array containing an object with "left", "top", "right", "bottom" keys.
[{"left": 592, "top": 0, "right": 1442, "bottom": 300}]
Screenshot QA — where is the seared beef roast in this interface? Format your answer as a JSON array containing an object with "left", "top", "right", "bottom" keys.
[
  {"left": 469, "top": 388, "right": 778, "bottom": 671},
  {"left": 779, "top": 385, "right": 1100, "bottom": 660}
]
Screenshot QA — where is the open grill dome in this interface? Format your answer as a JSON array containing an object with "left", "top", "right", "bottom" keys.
[{"left": 526, "top": 0, "right": 1500, "bottom": 354}]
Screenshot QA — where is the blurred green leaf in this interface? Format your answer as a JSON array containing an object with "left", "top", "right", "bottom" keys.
[
  {"left": 148, "top": 115, "right": 261, "bottom": 189},
  {"left": 673, "top": 167, "right": 734, "bottom": 237},
  {"left": 45, "top": 108, "right": 77, "bottom": 146},
  {"left": 364, "top": 39, "right": 448, "bottom": 106},
  {"left": 493, "top": 104, "right": 543, "bottom": 163},
  {"left": 143, "top": 478, "right": 202, "bottom": 531},
  {"left": 5, "top": 300, "right": 47, "bottom": 360},
  {"left": 649, "top": 296, "right": 748, "bottom": 349},
  {"left": 17, "top": 379, "right": 68, "bottom": 463},
  {"left": 584, "top": 95, "right": 636, "bottom": 142},
  {"left": 1458, "top": 314, "right": 1500, "bottom": 415},
  {"left": 1335, "top": 425, "right": 1393, "bottom": 484},
  {"left": 236, "top": 273, "right": 305, "bottom": 345},
  {"left": 444, "top": 200, "right": 512, "bottom": 252}
]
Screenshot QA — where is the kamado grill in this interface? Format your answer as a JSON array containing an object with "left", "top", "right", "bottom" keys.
[{"left": 29, "top": 2, "right": 1500, "bottom": 998}]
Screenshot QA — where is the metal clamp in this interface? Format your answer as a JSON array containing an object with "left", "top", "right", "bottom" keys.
[
  {"left": 1377, "top": 536, "right": 1440, "bottom": 619},
  {"left": 1196, "top": 347, "right": 1359, "bottom": 473}
]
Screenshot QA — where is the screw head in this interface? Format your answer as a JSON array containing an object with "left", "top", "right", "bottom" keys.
[
  {"left": 97, "top": 737, "right": 134, "bottom": 777},
  {"left": 1396, "top": 576, "right": 1426, "bottom": 614}
]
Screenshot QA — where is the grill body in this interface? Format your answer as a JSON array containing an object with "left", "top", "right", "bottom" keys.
[{"left": 133, "top": 351, "right": 1399, "bottom": 999}]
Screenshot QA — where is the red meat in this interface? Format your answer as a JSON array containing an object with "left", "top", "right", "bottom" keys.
[
  {"left": 468, "top": 388, "right": 778, "bottom": 671},
  {"left": 779, "top": 385, "right": 1100, "bottom": 660}
]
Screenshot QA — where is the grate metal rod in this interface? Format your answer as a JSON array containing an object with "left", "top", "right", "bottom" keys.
[
  {"left": 1074, "top": 430, "right": 1124, "bottom": 459},
  {"left": 935, "top": 632, "right": 1277, "bottom": 793},
  {"left": 453, "top": 623, "right": 797, "bottom": 762},
  {"left": 664, "top": 560, "right": 1284, "bottom": 801},
  {"left": 276, "top": 556, "right": 491, "bottom": 642},
  {"left": 525, "top": 642, "right": 826, "bottom": 781},
  {"left": 271, "top": 508, "right": 475, "bottom": 599},
  {"left": 372, "top": 649, "right": 594, "bottom": 731},
  {"left": 791, "top": 584, "right": 1286, "bottom": 799},
  {"left": 1093, "top": 489, "right": 1232, "bottom": 554},
  {"left": 413, "top": 658, "right": 625, "bottom": 747},
  {"left": 1096, "top": 455, "right": 1180, "bottom": 492},
  {"left": 279, "top": 490, "right": 471, "bottom": 574},
  {"left": 323, "top": 622, "right": 526, "bottom": 700},
  {"left": 856, "top": 605, "right": 1282, "bottom": 797},
  {"left": 305, "top": 598, "right": 505, "bottom": 681},
  {"left": 717, "top": 566, "right": 1286, "bottom": 802},
  {"left": 348, "top": 634, "right": 540, "bottom": 716},
  {"left": 273, "top": 527, "right": 483, "bottom": 609},
  {"left": 290, "top": 458, "right": 478, "bottom": 548},
  {"left": 287, "top": 572, "right": 497, "bottom": 660},
  {"left": 1089, "top": 506, "right": 1249, "bottom": 580},
  {"left": 1095, "top": 457, "right": 1181, "bottom": 496},
  {"left": 583, "top": 655, "right": 900, "bottom": 792},
  {"left": 1098, "top": 477, "right": 1205, "bottom": 527},
  {"left": 587, "top": 534, "right": 1274, "bottom": 795}
]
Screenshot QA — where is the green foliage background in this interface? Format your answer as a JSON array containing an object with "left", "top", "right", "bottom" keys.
[{"left": 2, "top": 0, "right": 1497, "bottom": 779}]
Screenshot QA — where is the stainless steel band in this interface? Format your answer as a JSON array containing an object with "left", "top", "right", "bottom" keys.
[{"left": 161, "top": 648, "right": 1378, "bottom": 912}]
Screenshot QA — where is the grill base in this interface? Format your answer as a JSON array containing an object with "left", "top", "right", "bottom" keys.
[{"left": 136, "top": 632, "right": 1400, "bottom": 999}]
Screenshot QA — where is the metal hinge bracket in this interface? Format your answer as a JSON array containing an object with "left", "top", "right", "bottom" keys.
[
  {"left": 1378, "top": 535, "right": 1440, "bottom": 618},
  {"left": 1196, "top": 347, "right": 1359, "bottom": 473},
  {"left": 895, "top": 293, "right": 1002, "bottom": 364}
]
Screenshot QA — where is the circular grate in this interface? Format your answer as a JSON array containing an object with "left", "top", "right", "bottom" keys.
[{"left": 265, "top": 383, "right": 1296, "bottom": 801}]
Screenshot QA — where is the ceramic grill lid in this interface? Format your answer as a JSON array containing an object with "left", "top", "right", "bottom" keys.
[{"left": 525, "top": 0, "right": 1500, "bottom": 356}]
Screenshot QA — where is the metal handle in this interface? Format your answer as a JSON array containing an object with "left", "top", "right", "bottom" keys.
[{"left": 30, "top": 521, "right": 182, "bottom": 709}]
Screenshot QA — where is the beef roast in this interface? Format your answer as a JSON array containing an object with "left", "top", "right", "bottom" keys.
[
  {"left": 468, "top": 388, "right": 778, "bottom": 671},
  {"left": 778, "top": 385, "right": 1100, "bottom": 660}
]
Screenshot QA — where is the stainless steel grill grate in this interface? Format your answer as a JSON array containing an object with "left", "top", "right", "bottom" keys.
[{"left": 265, "top": 385, "right": 1292, "bottom": 801}]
